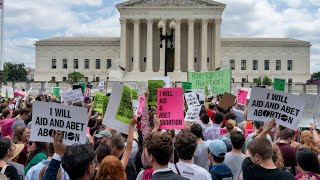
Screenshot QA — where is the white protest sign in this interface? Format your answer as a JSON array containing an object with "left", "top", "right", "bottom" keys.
[
  {"left": 298, "top": 93, "right": 320, "bottom": 128},
  {"left": 247, "top": 87, "right": 306, "bottom": 130},
  {"left": 207, "top": 85, "right": 213, "bottom": 97},
  {"left": 30, "top": 101, "right": 88, "bottom": 146},
  {"left": 241, "top": 87, "right": 252, "bottom": 99},
  {"left": 137, "top": 81, "right": 147, "bottom": 96},
  {"left": 191, "top": 89, "right": 205, "bottom": 103},
  {"left": 152, "top": 77, "right": 170, "bottom": 88},
  {"left": 23, "top": 88, "right": 32, "bottom": 101},
  {"left": 184, "top": 92, "right": 200, "bottom": 107},
  {"left": 60, "top": 88, "right": 84, "bottom": 103},
  {"left": 7, "top": 87, "right": 14, "bottom": 98},
  {"left": 132, "top": 99, "right": 139, "bottom": 116},
  {"left": 185, "top": 106, "right": 202, "bottom": 122},
  {"left": 99, "top": 81, "right": 104, "bottom": 92},
  {"left": 1, "top": 86, "right": 6, "bottom": 97}
]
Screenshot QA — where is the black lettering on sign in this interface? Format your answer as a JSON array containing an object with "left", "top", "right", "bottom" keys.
[
  {"left": 271, "top": 94, "right": 288, "bottom": 103},
  {"left": 161, "top": 91, "right": 173, "bottom": 96},
  {"left": 160, "top": 119, "right": 183, "bottom": 125},
  {"left": 160, "top": 98, "right": 167, "bottom": 103},
  {"left": 37, "top": 128, "right": 81, "bottom": 142},
  {"left": 66, "top": 121, "right": 85, "bottom": 131},
  {"left": 49, "top": 119, "right": 65, "bottom": 128},
  {"left": 35, "top": 117, "right": 48, "bottom": 125},
  {"left": 253, "top": 109, "right": 294, "bottom": 124},
  {"left": 252, "top": 100, "right": 264, "bottom": 107},
  {"left": 159, "top": 112, "right": 171, "bottom": 118},
  {"left": 280, "top": 105, "right": 300, "bottom": 116},
  {"left": 54, "top": 108, "right": 71, "bottom": 118}
]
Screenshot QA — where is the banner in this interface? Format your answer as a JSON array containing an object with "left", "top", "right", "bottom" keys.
[
  {"left": 52, "top": 87, "right": 60, "bottom": 99},
  {"left": 237, "top": 89, "right": 248, "bottom": 105},
  {"left": 1, "top": 86, "right": 6, "bottom": 97},
  {"left": 30, "top": 101, "right": 88, "bottom": 145},
  {"left": 185, "top": 105, "right": 201, "bottom": 122},
  {"left": 152, "top": 77, "right": 170, "bottom": 88},
  {"left": 148, "top": 80, "right": 164, "bottom": 105},
  {"left": 184, "top": 92, "right": 200, "bottom": 108},
  {"left": 157, "top": 88, "right": 184, "bottom": 129},
  {"left": 99, "top": 81, "right": 105, "bottom": 92},
  {"left": 247, "top": 87, "right": 306, "bottom": 130},
  {"left": 60, "top": 89, "right": 84, "bottom": 104},
  {"left": 182, "top": 82, "right": 192, "bottom": 93},
  {"left": 93, "top": 92, "right": 106, "bottom": 113},
  {"left": 7, "top": 87, "right": 14, "bottom": 98},
  {"left": 274, "top": 78, "right": 286, "bottom": 91},
  {"left": 299, "top": 94, "right": 320, "bottom": 128},
  {"left": 187, "top": 69, "right": 231, "bottom": 95},
  {"left": 103, "top": 83, "right": 133, "bottom": 134}
]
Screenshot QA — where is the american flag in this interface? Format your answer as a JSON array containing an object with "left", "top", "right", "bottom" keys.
[{"left": 0, "top": 0, "right": 3, "bottom": 9}]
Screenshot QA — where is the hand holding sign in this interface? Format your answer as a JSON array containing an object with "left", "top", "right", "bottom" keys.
[{"left": 53, "top": 130, "right": 66, "bottom": 156}]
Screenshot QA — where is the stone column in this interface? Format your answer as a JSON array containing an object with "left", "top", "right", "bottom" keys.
[
  {"left": 214, "top": 18, "right": 222, "bottom": 69},
  {"left": 174, "top": 19, "right": 181, "bottom": 72},
  {"left": 133, "top": 19, "right": 140, "bottom": 72},
  {"left": 188, "top": 18, "right": 195, "bottom": 71},
  {"left": 159, "top": 19, "right": 166, "bottom": 72},
  {"left": 146, "top": 19, "right": 153, "bottom": 72},
  {"left": 119, "top": 18, "right": 127, "bottom": 70},
  {"left": 201, "top": 18, "right": 208, "bottom": 71}
]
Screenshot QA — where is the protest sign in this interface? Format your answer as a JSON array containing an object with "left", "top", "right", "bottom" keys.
[
  {"left": 132, "top": 100, "right": 140, "bottom": 116},
  {"left": 207, "top": 85, "right": 213, "bottom": 97},
  {"left": 79, "top": 82, "right": 87, "bottom": 94},
  {"left": 157, "top": 88, "right": 184, "bottom": 129},
  {"left": 182, "top": 82, "right": 192, "bottom": 93},
  {"left": 84, "top": 87, "right": 89, "bottom": 97},
  {"left": 131, "top": 89, "right": 138, "bottom": 100},
  {"left": 1, "top": 86, "right": 6, "bottom": 97},
  {"left": 247, "top": 87, "right": 306, "bottom": 130},
  {"left": 184, "top": 92, "right": 200, "bottom": 108},
  {"left": 237, "top": 89, "right": 248, "bottom": 105},
  {"left": 30, "top": 101, "right": 88, "bottom": 145},
  {"left": 189, "top": 89, "right": 205, "bottom": 104},
  {"left": 137, "top": 96, "right": 145, "bottom": 117},
  {"left": 137, "top": 81, "right": 147, "bottom": 96},
  {"left": 298, "top": 94, "right": 320, "bottom": 128},
  {"left": 60, "top": 89, "right": 84, "bottom": 104},
  {"left": 188, "top": 69, "right": 231, "bottom": 95},
  {"left": 7, "top": 87, "right": 14, "bottom": 98},
  {"left": 73, "top": 85, "right": 81, "bottom": 91},
  {"left": 52, "top": 87, "right": 60, "bottom": 99},
  {"left": 93, "top": 92, "right": 105, "bottom": 113},
  {"left": 148, "top": 80, "right": 164, "bottom": 105},
  {"left": 185, "top": 105, "right": 201, "bottom": 122},
  {"left": 241, "top": 87, "right": 252, "bottom": 99},
  {"left": 219, "top": 93, "right": 236, "bottom": 110},
  {"left": 99, "top": 81, "right": 104, "bottom": 92},
  {"left": 103, "top": 83, "right": 133, "bottom": 134},
  {"left": 152, "top": 76, "right": 170, "bottom": 88},
  {"left": 274, "top": 78, "right": 286, "bottom": 91}
]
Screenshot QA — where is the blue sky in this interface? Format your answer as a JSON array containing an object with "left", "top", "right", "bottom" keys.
[{"left": 3, "top": 0, "right": 320, "bottom": 72}]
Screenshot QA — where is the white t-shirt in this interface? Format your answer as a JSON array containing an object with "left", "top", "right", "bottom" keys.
[{"left": 170, "top": 161, "right": 211, "bottom": 180}]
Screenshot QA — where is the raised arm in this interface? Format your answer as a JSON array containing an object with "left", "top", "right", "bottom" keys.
[
  {"left": 121, "top": 117, "right": 137, "bottom": 169},
  {"left": 256, "top": 119, "right": 276, "bottom": 139},
  {"left": 311, "top": 123, "right": 320, "bottom": 148}
]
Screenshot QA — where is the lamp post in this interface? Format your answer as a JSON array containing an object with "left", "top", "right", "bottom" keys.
[
  {"left": 246, "top": 74, "right": 249, "bottom": 83},
  {"left": 158, "top": 20, "right": 176, "bottom": 77}
]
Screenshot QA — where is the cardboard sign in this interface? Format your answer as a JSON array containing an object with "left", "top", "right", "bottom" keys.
[
  {"left": 182, "top": 82, "right": 192, "bottom": 93},
  {"left": 237, "top": 89, "right": 248, "bottom": 105},
  {"left": 93, "top": 92, "right": 106, "bottom": 113},
  {"left": 298, "top": 94, "right": 320, "bottom": 128},
  {"left": 185, "top": 105, "right": 201, "bottom": 122},
  {"left": 247, "top": 87, "right": 306, "bottom": 130},
  {"left": 52, "top": 87, "right": 60, "bottom": 99},
  {"left": 99, "top": 81, "right": 104, "bottom": 92},
  {"left": 274, "top": 78, "right": 286, "bottom": 91},
  {"left": 1, "top": 86, "right": 6, "bottom": 97},
  {"left": 184, "top": 92, "right": 200, "bottom": 108},
  {"left": 103, "top": 83, "right": 133, "bottom": 134},
  {"left": 157, "top": 88, "right": 184, "bottom": 129},
  {"left": 188, "top": 69, "right": 231, "bottom": 95},
  {"left": 7, "top": 87, "right": 14, "bottom": 98},
  {"left": 152, "top": 77, "right": 170, "bottom": 88},
  {"left": 30, "top": 101, "right": 88, "bottom": 145},
  {"left": 60, "top": 89, "right": 84, "bottom": 104},
  {"left": 148, "top": 80, "right": 164, "bottom": 106},
  {"left": 219, "top": 93, "right": 236, "bottom": 110},
  {"left": 241, "top": 87, "right": 252, "bottom": 99}
]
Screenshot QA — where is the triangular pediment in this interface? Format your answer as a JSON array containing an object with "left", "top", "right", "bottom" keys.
[{"left": 117, "top": 0, "right": 226, "bottom": 8}]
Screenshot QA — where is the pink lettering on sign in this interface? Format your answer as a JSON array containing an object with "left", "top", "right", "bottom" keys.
[
  {"left": 157, "top": 88, "right": 184, "bottom": 129},
  {"left": 237, "top": 89, "right": 248, "bottom": 105},
  {"left": 137, "top": 96, "right": 145, "bottom": 117}
]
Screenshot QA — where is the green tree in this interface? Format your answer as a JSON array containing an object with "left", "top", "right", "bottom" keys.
[
  {"left": 68, "top": 71, "right": 85, "bottom": 84},
  {"left": 311, "top": 72, "right": 320, "bottom": 79},
  {"left": 3, "top": 62, "right": 28, "bottom": 82},
  {"left": 263, "top": 76, "right": 272, "bottom": 86},
  {"left": 253, "top": 77, "right": 262, "bottom": 85}
]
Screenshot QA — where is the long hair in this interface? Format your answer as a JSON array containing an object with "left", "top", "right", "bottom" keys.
[
  {"left": 297, "top": 148, "right": 320, "bottom": 174},
  {"left": 96, "top": 156, "right": 126, "bottom": 180},
  {"left": 27, "top": 142, "right": 48, "bottom": 165},
  {"left": 271, "top": 143, "right": 284, "bottom": 169},
  {"left": 12, "top": 126, "right": 28, "bottom": 144},
  {"left": 300, "top": 130, "right": 320, "bottom": 155}
]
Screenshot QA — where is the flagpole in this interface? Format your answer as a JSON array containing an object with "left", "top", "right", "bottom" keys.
[{"left": 0, "top": 0, "right": 4, "bottom": 71}]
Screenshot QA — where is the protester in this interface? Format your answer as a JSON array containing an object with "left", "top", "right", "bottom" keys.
[
  {"left": 0, "top": 109, "right": 15, "bottom": 138},
  {"left": 245, "top": 120, "right": 272, "bottom": 149},
  {"left": 11, "top": 108, "right": 30, "bottom": 133},
  {"left": 0, "top": 138, "right": 20, "bottom": 180},
  {"left": 94, "top": 130, "right": 112, "bottom": 145},
  {"left": 219, "top": 119, "right": 242, "bottom": 140},
  {"left": 190, "top": 123, "right": 210, "bottom": 170},
  {"left": 203, "top": 112, "right": 224, "bottom": 140},
  {"left": 12, "top": 126, "right": 30, "bottom": 165},
  {"left": 271, "top": 143, "right": 284, "bottom": 169},
  {"left": 206, "top": 103, "right": 216, "bottom": 121},
  {"left": 299, "top": 130, "right": 320, "bottom": 155},
  {"left": 24, "top": 141, "right": 48, "bottom": 174},
  {"left": 95, "top": 144, "right": 111, "bottom": 172},
  {"left": 295, "top": 148, "right": 320, "bottom": 179},
  {"left": 96, "top": 155, "right": 127, "bottom": 180},
  {"left": 196, "top": 114, "right": 213, "bottom": 132}
]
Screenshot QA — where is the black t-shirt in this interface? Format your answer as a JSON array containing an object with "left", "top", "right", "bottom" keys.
[
  {"left": 0, "top": 165, "right": 19, "bottom": 180},
  {"left": 242, "top": 157, "right": 295, "bottom": 180}
]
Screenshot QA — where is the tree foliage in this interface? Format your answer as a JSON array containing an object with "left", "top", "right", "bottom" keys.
[
  {"left": 253, "top": 77, "right": 262, "bottom": 85},
  {"left": 311, "top": 72, "right": 320, "bottom": 80},
  {"left": 68, "top": 71, "right": 85, "bottom": 84},
  {"left": 3, "top": 62, "right": 28, "bottom": 82},
  {"left": 263, "top": 76, "right": 272, "bottom": 86}
]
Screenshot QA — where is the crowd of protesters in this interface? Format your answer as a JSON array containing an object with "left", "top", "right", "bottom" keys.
[{"left": 0, "top": 89, "right": 319, "bottom": 180}]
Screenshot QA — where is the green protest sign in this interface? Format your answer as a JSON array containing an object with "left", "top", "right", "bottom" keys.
[
  {"left": 79, "top": 82, "right": 87, "bottom": 94},
  {"left": 131, "top": 89, "right": 138, "bottom": 100},
  {"left": 52, "top": 87, "right": 60, "bottom": 99},
  {"left": 93, "top": 92, "right": 105, "bottom": 113},
  {"left": 115, "top": 86, "right": 134, "bottom": 124},
  {"left": 187, "top": 69, "right": 231, "bottom": 95},
  {"left": 274, "top": 78, "right": 286, "bottom": 91},
  {"left": 182, "top": 82, "right": 192, "bottom": 93},
  {"left": 148, "top": 80, "right": 164, "bottom": 105},
  {"left": 102, "top": 96, "right": 109, "bottom": 116}
]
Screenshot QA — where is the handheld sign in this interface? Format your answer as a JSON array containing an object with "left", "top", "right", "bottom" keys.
[
  {"left": 137, "top": 96, "right": 145, "bottom": 117},
  {"left": 184, "top": 92, "right": 200, "bottom": 108},
  {"left": 241, "top": 87, "right": 252, "bottom": 99},
  {"left": 207, "top": 85, "right": 213, "bottom": 97},
  {"left": 148, "top": 80, "right": 164, "bottom": 106},
  {"left": 7, "top": 87, "right": 14, "bottom": 98},
  {"left": 237, "top": 89, "right": 248, "bottom": 105},
  {"left": 152, "top": 77, "right": 170, "bottom": 88},
  {"left": 30, "top": 101, "right": 88, "bottom": 145},
  {"left": 137, "top": 81, "right": 147, "bottom": 96},
  {"left": 157, "top": 88, "right": 184, "bottom": 129},
  {"left": 132, "top": 100, "right": 140, "bottom": 116},
  {"left": 247, "top": 87, "right": 306, "bottom": 130},
  {"left": 185, "top": 105, "right": 201, "bottom": 122},
  {"left": 131, "top": 89, "right": 138, "bottom": 100},
  {"left": 190, "top": 89, "right": 205, "bottom": 104},
  {"left": 274, "top": 78, "right": 286, "bottom": 91},
  {"left": 188, "top": 69, "right": 231, "bottom": 95},
  {"left": 79, "top": 82, "right": 87, "bottom": 94},
  {"left": 52, "top": 87, "right": 60, "bottom": 99},
  {"left": 219, "top": 93, "right": 236, "bottom": 110},
  {"left": 99, "top": 81, "right": 105, "bottom": 92},
  {"left": 1, "top": 86, "right": 6, "bottom": 97},
  {"left": 182, "top": 82, "right": 192, "bottom": 93},
  {"left": 60, "top": 89, "right": 84, "bottom": 104},
  {"left": 93, "top": 92, "right": 106, "bottom": 113},
  {"left": 298, "top": 93, "right": 320, "bottom": 128}
]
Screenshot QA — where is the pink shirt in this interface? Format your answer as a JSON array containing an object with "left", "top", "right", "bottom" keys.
[{"left": 0, "top": 118, "right": 15, "bottom": 138}]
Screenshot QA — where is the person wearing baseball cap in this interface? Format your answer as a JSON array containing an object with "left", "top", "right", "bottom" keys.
[
  {"left": 206, "top": 139, "right": 233, "bottom": 180},
  {"left": 94, "top": 130, "right": 112, "bottom": 145}
]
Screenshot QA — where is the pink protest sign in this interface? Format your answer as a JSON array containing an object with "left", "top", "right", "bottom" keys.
[
  {"left": 137, "top": 96, "right": 145, "bottom": 117},
  {"left": 220, "top": 128, "right": 227, "bottom": 135},
  {"left": 237, "top": 89, "right": 248, "bottom": 105},
  {"left": 245, "top": 129, "right": 254, "bottom": 138},
  {"left": 157, "top": 88, "right": 184, "bottom": 129},
  {"left": 84, "top": 87, "right": 89, "bottom": 97}
]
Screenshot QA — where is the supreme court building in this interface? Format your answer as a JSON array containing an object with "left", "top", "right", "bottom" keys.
[{"left": 34, "top": 0, "right": 311, "bottom": 83}]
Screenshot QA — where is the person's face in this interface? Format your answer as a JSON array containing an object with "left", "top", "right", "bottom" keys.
[
  {"left": 21, "top": 113, "right": 29, "bottom": 120},
  {"left": 22, "top": 128, "right": 31, "bottom": 142},
  {"left": 98, "top": 136, "right": 109, "bottom": 145},
  {"left": 27, "top": 142, "right": 36, "bottom": 153}
]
